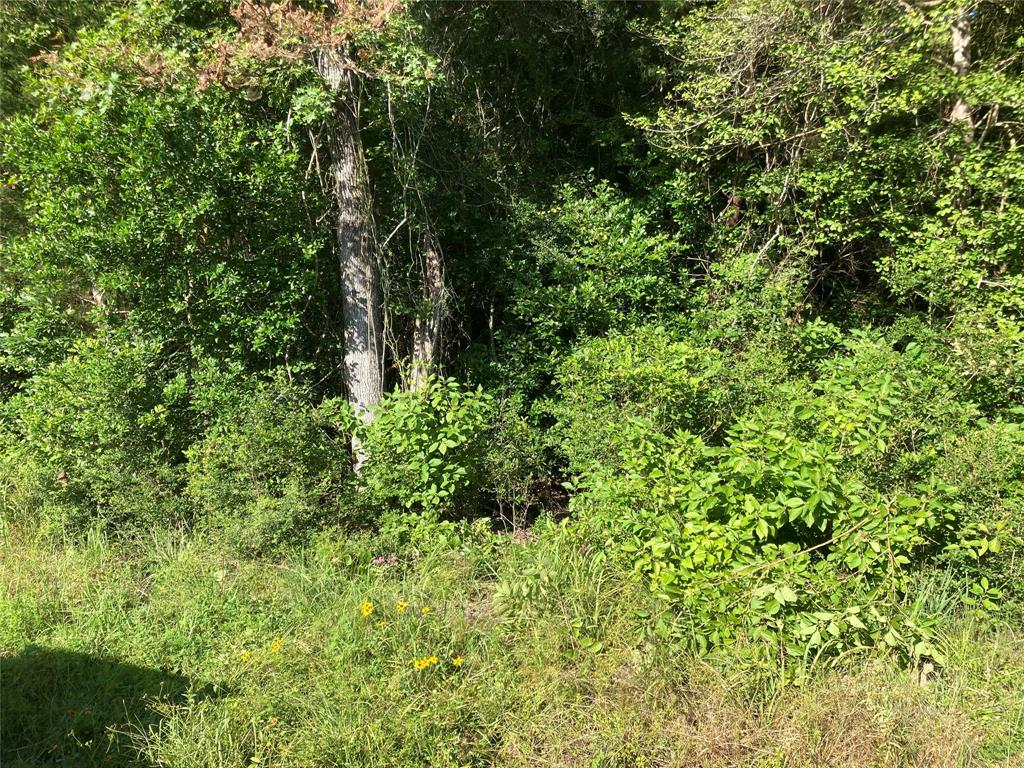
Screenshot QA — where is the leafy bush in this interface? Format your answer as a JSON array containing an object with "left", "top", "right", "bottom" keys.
[
  {"left": 491, "top": 182, "right": 689, "bottom": 394},
  {"left": 932, "top": 418, "right": 1024, "bottom": 617},
  {"left": 186, "top": 369, "right": 356, "bottom": 556},
  {"left": 554, "top": 325, "right": 797, "bottom": 479},
  {"left": 482, "top": 398, "right": 547, "bottom": 529},
  {"left": 0, "top": 21, "right": 328, "bottom": 379},
  {"left": 0, "top": 336, "right": 187, "bottom": 535},
  {"left": 553, "top": 327, "right": 722, "bottom": 478},
  {"left": 560, "top": 325, "right": 1017, "bottom": 668},
  {"left": 944, "top": 310, "right": 1024, "bottom": 410},
  {"left": 360, "top": 377, "right": 494, "bottom": 517}
]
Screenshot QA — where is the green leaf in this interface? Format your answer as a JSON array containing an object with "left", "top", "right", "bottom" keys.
[{"left": 775, "top": 585, "right": 798, "bottom": 604}]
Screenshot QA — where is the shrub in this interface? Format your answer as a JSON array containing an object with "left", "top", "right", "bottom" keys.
[
  {"left": 574, "top": 412, "right": 960, "bottom": 667},
  {"left": 482, "top": 398, "right": 547, "bottom": 529},
  {"left": 360, "top": 377, "right": 493, "bottom": 518},
  {"left": 559, "top": 325, "right": 1016, "bottom": 669},
  {"left": 552, "top": 327, "right": 723, "bottom": 479},
  {"left": 553, "top": 325, "right": 798, "bottom": 481},
  {"left": 489, "top": 182, "right": 689, "bottom": 395},
  {"left": 0, "top": 336, "right": 187, "bottom": 535},
  {"left": 186, "top": 369, "right": 356, "bottom": 555},
  {"left": 932, "top": 418, "right": 1024, "bottom": 617}
]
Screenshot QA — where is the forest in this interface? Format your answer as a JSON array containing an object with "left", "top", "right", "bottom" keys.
[{"left": 1, "top": 0, "right": 1023, "bottom": 765}]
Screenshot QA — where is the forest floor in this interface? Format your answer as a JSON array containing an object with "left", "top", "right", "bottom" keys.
[{"left": 2, "top": 520, "right": 1023, "bottom": 768}]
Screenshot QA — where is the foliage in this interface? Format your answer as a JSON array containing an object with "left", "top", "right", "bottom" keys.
[
  {"left": 1, "top": 0, "right": 1023, "bottom": 695},
  {"left": 360, "top": 377, "right": 494, "bottom": 517},
  {"left": 0, "top": 3, "right": 331, "bottom": 385},
  {"left": 186, "top": 368, "right": 357, "bottom": 556},
  {"left": 0, "top": 335, "right": 187, "bottom": 535},
  {"left": 561, "top": 326, "right": 1020, "bottom": 668},
  {"left": 481, "top": 397, "right": 547, "bottom": 529},
  {"left": 932, "top": 417, "right": 1024, "bottom": 616},
  {"left": 638, "top": 0, "right": 1024, "bottom": 309},
  {"left": 490, "top": 182, "right": 689, "bottom": 395}
]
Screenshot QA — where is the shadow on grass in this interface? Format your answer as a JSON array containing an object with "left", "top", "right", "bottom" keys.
[{"left": 1, "top": 645, "right": 219, "bottom": 767}]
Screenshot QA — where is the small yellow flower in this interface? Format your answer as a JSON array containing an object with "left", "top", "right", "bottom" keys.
[
  {"left": 269, "top": 637, "right": 283, "bottom": 654},
  {"left": 413, "top": 654, "right": 439, "bottom": 671},
  {"left": 396, "top": 601, "right": 409, "bottom": 613},
  {"left": 420, "top": 606, "right": 431, "bottom": 615},
  {"left": 239, "top": 651, "right": 252, "bottom": 662},
  {"left": 376, "top": 620, "right": 386, "bottom": 628},
  {"left": 452, "top": 656, "right": 463, "bottom": 667},
  {"left": 361, "top": 601, "right": 374, "bottom": 617}
]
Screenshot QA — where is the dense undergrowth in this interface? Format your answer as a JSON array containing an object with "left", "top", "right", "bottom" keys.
[{"left": 2, "top": 0, "right": 1024, "bottom": 765}]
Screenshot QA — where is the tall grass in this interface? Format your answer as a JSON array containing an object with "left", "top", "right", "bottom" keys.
[{"left": 2, "top": 520, "right": 1022, "bottom": 768}]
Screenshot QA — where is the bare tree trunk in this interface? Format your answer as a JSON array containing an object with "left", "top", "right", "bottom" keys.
[
  {"left": 409, "top": 235, "right": 445, "bottom": 391},
  {"left": 951, "top": 5, "right": 973, "bottom": 136},
  {"left": 316, "top": 48, "right": 384, "bottom": 437}
]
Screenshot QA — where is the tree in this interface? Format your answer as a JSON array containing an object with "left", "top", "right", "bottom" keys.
[
  {"left": 210, "top": 0, "right": 396, "bottom": 432},
  {"left": 633, "top": 0, "right": 1023, "bottom": 321},
  {"left": 1, "top": 4, "right": 328, "bottom": 387},
  {"left": 950, "top": 3, "right": 974, "bottom": 133},
  {"left": 315, "top": 45, "right": 383, "bottom": 420},
  {"left": 408, "top": 233, "right": 445, "bottom": 391}
]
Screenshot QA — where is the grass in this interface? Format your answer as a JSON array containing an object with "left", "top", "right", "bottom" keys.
[{"left": 1, "top": 518, "right": 1022, "bottom": 768}]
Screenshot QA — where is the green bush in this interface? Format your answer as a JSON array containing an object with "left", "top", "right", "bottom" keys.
[
  {"left": 933, "top": 418, "right": 1024, "bottom": 616},
  {"left": 489, "top": 182, "right": 689, "bottom": 395},
  {"left": 553, "top": 327, "right": 723, "bottom": 479},
  {"left": 559, "top": 325, "right": 1017, "bottom": 669},
  {"left": 186, "top": 369, "right": 357, "bottom": 556},
  {"left": 553, "top": 325, "right": 797, "bottom": 479},
  {"left": 0, "top": 336, "right": 187, "bottom": 535},
  {"left": 482, "top": 397, "right": 547, "bottom": 529},
  {"left": 360, "top": 377, "right": 493, "bottom": 518}
]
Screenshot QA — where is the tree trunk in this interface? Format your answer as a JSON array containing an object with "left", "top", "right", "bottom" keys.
[
  {"left": 951, "top": 5, "right": 973, "bottom": 136},
  {"left": 409, "top": 235, "right": 445, "bottom": 391},
  {"left": 317, "top": 48, "right": 384, "bottom": 434}
]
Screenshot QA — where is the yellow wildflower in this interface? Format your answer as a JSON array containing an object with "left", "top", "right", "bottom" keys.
[
  {"left": 452, "top": 656, "right": 463, "bottom": 667},
  {"left": 413, "top": 654, "right": 439, "bottom": 671},
  {"left": 269, "top": 637, "right": 283, "bottom": 654},
  {"left": 396, "top": 601, "right": 409, "bottom": 613},
  {"left": 420, "top": 606, "right": 431, "bottom": 615},
  {"left": 239, "top": 651, "right": 252, "bottom": 662},
  {"left": 361, "top": 601, "right": 374, "bottom": 617}
]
